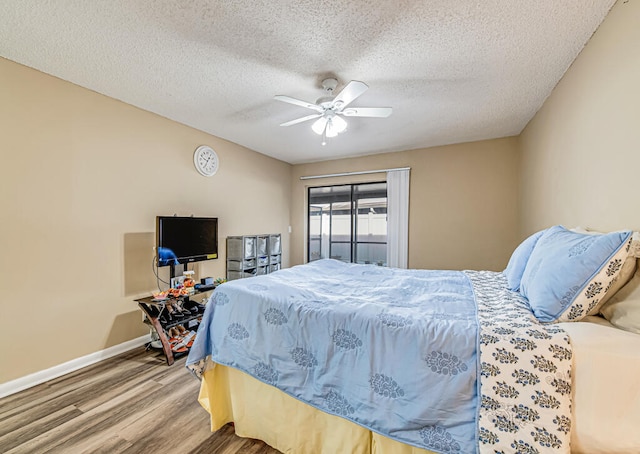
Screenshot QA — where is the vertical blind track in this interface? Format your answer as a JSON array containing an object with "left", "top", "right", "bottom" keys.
[{"left": 299, "top": 167, "right": 411, "bottom": 180}]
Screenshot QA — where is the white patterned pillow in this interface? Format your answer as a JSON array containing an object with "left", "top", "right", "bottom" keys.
[
  {"left": 600, "top": 261, "right": 640, "bottom": 334},
  {"left": 570, "top": 227, "right": 638, "bottom": 307},
  {"left": 520, "top": 226, "right": 633, "bottom": 323}
]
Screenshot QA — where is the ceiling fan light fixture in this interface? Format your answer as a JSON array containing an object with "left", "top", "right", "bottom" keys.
[
  {"left": 313, "top": 114, "right": 347, "bottom": 138},
  {"left": 328, "top": 115, "right": 347, "bottom": 135},
  {"left": 311, "top": 117, "right": 328, "bottom": 135},
  {"left": 325, "top": 122, "right": 339, "bottom": 138}
]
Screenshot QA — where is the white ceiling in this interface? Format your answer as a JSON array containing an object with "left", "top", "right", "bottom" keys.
[{"left": 0, "top": 0, "right": 615, "bottom": 164}]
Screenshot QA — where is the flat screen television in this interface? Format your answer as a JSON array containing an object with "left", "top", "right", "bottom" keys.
[{"left": 156, "top": 216, "right": 218, "bottom": 267}]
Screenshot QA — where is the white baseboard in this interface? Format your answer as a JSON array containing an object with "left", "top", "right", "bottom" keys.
[{"left": 0, "top": 334, "right": 151, "bottom": 399}]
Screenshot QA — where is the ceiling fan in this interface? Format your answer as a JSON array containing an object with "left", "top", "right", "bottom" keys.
[{"left": 274, "top": 78, "right": 392, "bottom": 145}]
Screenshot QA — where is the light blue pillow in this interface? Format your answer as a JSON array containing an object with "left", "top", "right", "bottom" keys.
[
  {"left": 520, "top": 225, "right": 632, "bottom": 323},
  {"left": 504, "top": 229, "right": 546, "bottom": 291}
]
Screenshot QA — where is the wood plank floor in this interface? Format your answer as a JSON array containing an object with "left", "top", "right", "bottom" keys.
[{"left": 0, "top": 348, "right": 281, "bottom": 454}]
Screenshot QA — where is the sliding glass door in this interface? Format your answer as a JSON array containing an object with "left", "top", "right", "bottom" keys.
[{"left": 307, "top": 182, "right": 387, "bottom": 265}]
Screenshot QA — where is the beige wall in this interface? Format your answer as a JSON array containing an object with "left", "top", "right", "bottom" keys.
[
  {"left": 0, "top": 58, "right": 292, "bottom": 383},
  {"left": 291, "top": 137, "right": 520, "bottom": 272},
  {"left": 6, "top": 0, "right": 634, "bottom": 385},
  {"left": 519, "top": 0, "right": 640, "bottom": 234}
]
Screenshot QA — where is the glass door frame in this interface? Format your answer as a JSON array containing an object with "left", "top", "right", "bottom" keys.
[{"left": 307, "top": 182, "right": 387, "bottom": 264}]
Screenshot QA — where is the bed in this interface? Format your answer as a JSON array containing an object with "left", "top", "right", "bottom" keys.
[{"left": 186, "top": 226, "right": 640, "bottom": 453}]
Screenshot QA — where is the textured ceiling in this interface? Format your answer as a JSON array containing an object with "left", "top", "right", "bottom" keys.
[{"left": 0, "top": 0, "right": 615, "bottom": 164}]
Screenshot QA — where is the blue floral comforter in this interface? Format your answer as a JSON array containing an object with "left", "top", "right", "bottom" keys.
[{"left": 186, "top": 259, "right": 572, "bottom": 454}]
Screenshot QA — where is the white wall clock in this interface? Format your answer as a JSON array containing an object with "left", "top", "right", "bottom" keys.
[{"left": 193, "top": 145, "right": 219, "bottom": 177}]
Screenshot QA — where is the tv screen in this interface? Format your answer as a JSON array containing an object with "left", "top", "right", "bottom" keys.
[{"left": 156, "top": 216, "right": 218, "bottom": 267}]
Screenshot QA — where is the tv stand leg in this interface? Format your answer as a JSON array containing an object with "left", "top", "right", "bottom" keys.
[{"left": 138, "top": 302, "right": 175, "bottom": 366}]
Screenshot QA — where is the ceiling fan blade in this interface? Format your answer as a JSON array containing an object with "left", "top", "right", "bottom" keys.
[
  {"left": 332, "top": 80, "right": 369, "bottom": 110},
  {"left": 280, "top": 114, "right": 323, "bottom": 127},
  {"left": 274, "top": 95, "right": 324, "bottom": 113},
  {"left": 341, "top": 107, "right": 393, "bottom": 118}
]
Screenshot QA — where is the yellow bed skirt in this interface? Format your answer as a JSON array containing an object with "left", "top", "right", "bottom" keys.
[{"left": 198, "top": 364, "right": 436, "bottom": 454}]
